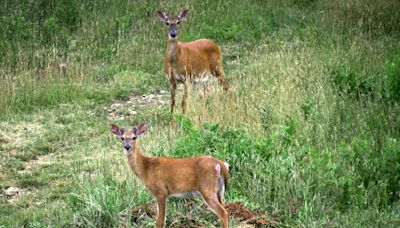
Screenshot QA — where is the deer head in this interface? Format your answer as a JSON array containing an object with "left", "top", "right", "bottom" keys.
[
  {"left": 156, "top": 9, "right": 189, "bottom": 39},
  {"left": 110, "top": 123, "right": 148, "bottom": 154}
]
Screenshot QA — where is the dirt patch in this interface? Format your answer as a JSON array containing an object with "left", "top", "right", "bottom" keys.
[
  {"left": 226, "top": 202, "right": 255, "bottom": 221},
  {"left": 227, "top": 202, "right": 278, "bottom": 227},
  {"left": 119, "top": 203, "right": 155, "bottom": 227},
  {"left": 130, "top": 203, "right": 156, "bottom": 218},
  {"left": 106, "top": 90, "right": 170, "bottom": 121},
  {"left": 105, "top": 82, "right": 226, "bottom": 121},
  {"left": 120, "top": 201, "right": 278, "bottom": 227},
  {"left": 225, "top": 202, "right": 279, "bottom": 226}
]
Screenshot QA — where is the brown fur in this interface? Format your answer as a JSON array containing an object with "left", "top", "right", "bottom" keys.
[
  {"left": 157, "top": 10, "right": 230, "bottom": 127},
  {"left": 164, "top": 39, "right": 226, "bottom": 79},
  {"left": 111, "top": 123, "right": 229, "bottom": 228}
]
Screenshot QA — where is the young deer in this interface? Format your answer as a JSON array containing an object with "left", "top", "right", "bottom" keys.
[
  {"left": 156, "top": 9, "right": 230, "bottom": 127},
  {"left": 111, "top": 123, "right": 229, "bottom": 228}
]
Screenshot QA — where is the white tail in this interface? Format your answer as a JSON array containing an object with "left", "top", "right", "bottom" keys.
[
  {"left": 156, "top": 9, "right": 230, "bottom": 127},
  {"left": 111, "top": 123, "right": 229, "bottom": 228}
]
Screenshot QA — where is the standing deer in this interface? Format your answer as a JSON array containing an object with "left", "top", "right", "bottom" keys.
[
  {"left": 156, "top": 9, "right": 230, "bottom": 127},
  {"left": 111, "top": 123, "right": 229, "bottom": 228}
]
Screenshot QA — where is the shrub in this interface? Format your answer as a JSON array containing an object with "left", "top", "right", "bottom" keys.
[{"left": 329, "top": 65, "right": 378, "bottom": 99}]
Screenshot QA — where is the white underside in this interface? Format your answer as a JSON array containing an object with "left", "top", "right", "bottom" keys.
[
  {"left": 168, "top": 191, "right": 201, "bottom": 199},
  {"left": 173, "top": 74, "right": 216, "bottom": 84},
  {"left": 192, "top": 75, "right": 213, "bottom": 84}
]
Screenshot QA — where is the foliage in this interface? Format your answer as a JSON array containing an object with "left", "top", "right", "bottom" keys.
[{"left": 384, "top": 43, "right": 400, "bottom": 102}]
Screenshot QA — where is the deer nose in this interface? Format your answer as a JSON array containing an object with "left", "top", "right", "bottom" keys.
[
  {"left": 124, "top": 145, "right": 131, "bottom": 150},
  {"left": 170, "top": 32, "right": 177, "bottom": 38}
]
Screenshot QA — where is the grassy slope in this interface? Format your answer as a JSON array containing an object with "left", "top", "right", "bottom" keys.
[{"left": 1, "top": 0, "right": 400, "bottom": 227}]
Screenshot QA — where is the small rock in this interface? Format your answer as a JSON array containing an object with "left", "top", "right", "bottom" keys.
[
  {"left": 128, "top": 110, "right": 137, "bottom": 115},
  {"left": 110, "top": 103, "right": 122, "bottom": 109},
  {"left": 109, "top": 113, "right": 120, "bottom": 120},
  {"left": 4, "top": 187, "right": 21, "bottom": 197}
]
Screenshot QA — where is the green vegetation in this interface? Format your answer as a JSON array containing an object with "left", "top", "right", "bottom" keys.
[{"left": 1, "top": 0, "right": 400, "bottom": 227}]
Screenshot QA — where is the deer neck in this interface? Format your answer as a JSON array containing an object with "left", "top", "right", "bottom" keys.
[
  {"left": 166, "top": 39, "right": 180, "bottom": 63},
  {"left": 126, "top": 148, "right": 148, "bottom": 181}
]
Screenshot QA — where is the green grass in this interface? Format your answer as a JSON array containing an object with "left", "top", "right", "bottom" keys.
[{"left": 1, "top": 0, "right": 400, "bottom": 227}]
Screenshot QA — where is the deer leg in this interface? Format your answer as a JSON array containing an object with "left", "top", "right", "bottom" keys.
[
  {"left": 169, "top": 80, "right": 177, "bottom": 127},
  {"left": 217, "top": 189, "right": 225, "bottom": 205},
  {"left": 202, "top": 192, "right": 228, "bottom": 228},
  {"left": 182, "top": 79, "right": 189, "bottom": 114},
  {"left": 155, "top": 195, "right": 168, "bottom": 228},
  {"left": 214, "top": 66, "right": 230, "bottom": 91}
]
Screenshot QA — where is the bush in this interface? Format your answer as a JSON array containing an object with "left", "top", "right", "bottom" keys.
[
  {"left": 329, "top": 65, "right": 378, "bottom": 99},
  {"left": 310, "top": 138, "right": 400, "bottom": 210}
]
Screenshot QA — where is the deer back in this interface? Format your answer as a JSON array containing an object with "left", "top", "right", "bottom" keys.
[{"left": 164, "top": 39, "right": 222, "bottom": 80}]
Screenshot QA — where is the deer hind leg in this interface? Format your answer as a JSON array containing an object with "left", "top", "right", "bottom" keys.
[
  {"left": 213, "top": 64, "right": 230, "bottom": 91},
  {"left": 202, "top": 191, "right": 228, "bottom": 228},
  {"left": 217, "top": 173, "right": 226, "bottom": 205},
  {"left": 200, "top": 164, "right": 228, "bottom": 227}
]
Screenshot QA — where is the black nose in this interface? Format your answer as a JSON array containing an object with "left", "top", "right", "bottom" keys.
[
  {"left": 124, "top": 145, "right": 131, "bottom": 150},
  {"left": 170, "top": 32, "right": 177, "bottom": 38}
]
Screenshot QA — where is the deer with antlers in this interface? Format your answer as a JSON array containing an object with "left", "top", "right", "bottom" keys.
[
  {"left": 111, "top": 123, "right": 229, "bottom": 227},
  {"left": 156, "top": 9, "right": 230, "bottom": 127}
]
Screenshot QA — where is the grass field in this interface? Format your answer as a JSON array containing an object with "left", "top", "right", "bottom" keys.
[{"left": 1, "top": 0, "right": 400, "bottom": 227}]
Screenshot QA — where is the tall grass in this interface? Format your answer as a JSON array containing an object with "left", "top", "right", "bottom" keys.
[{"left": 1, "top": 0, "right": 400, "bottom": 227}]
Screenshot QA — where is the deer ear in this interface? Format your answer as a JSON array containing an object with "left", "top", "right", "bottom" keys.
[
  {"left": 134, "top": 122, "right": 148, "bottom": 136},
  {"left": 178, "top": 9, "right": 189, "bottom": 20},
  {"left": 156, "top": 10, "right": 168, "bottom": 22},
  {"left": 111, "top": 124, "right": 124, "bottom": 137}
]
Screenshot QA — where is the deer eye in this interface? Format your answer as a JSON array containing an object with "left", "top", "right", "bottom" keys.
[
  {"left": 177, "top": 21, "right": 180, "bottom": 25},
  {"left": 166, "top": 22, "right": 169, "bottom": 26},
  {"left": 132, "top": 136, "right": 137, "bottom": 140},
  {"left": 121, "top": 137, "right": 124, "bottom": 140}
]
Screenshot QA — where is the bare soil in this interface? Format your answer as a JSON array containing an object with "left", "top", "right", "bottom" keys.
[
  {"left": 106, "top": 90, "right": 170, "bottom": 121},
  {"left": 120, "top": 201, "right": 278, "bottom": 227}
]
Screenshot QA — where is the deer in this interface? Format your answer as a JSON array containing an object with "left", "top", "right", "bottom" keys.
[
  {"left": 111, "top": 123, "right": 229, "bottom": 228},
  {"left": 156, "top": 9, "right": 230, "bottom": 127}
]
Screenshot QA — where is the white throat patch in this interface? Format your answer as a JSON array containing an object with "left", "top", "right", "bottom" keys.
[{"left": 124, "top": 149, "right": 133, "bottom": 155}]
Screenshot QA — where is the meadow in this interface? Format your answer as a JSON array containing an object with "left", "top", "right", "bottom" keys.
[{"left": 1, "top": 0, "right": 399, "bottom": 227}]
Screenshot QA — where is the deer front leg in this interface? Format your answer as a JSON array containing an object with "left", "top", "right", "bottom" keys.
[
  {"left": 169, "top": 78, "right": 177, "bottom": 128},
  {"left": 182, "top": 78, "right": 189, "bottom": 114},
  {"left": 154, "top": 194, "right": 167, "bottom": 228}
]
